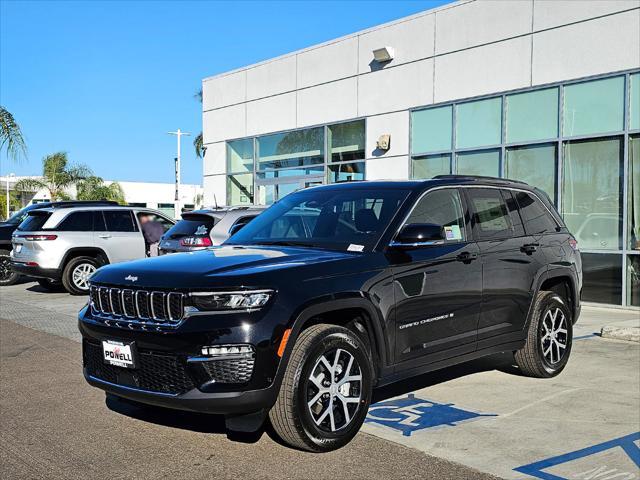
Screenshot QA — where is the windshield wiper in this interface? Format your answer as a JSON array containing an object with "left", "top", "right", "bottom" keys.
[{"left": 255, "top": 240, "right": 316, "bottom": 248}]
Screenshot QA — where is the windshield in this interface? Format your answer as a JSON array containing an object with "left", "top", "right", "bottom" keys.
[
  {"left": 164, "top": 214, "right": 218, "bottom": 240},
  {"left": 3, "top": 204, "right": 40, "bottom": 225},
  {"left": 226, "top": 187, "right": 409, "bottom": 251}
]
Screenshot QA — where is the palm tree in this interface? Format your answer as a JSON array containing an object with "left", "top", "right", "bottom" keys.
[
  {"left": 193, "top": 89, "right": 205, "bottom": 158},
  {"left": 15, "top": 152, "right": 91, "bottom": 200},
  {"left": 76, "top": 176, "right": 126, "bottom": 204},
  {"left": 0, "top": 106, "right": 27, "bottom": 161}
]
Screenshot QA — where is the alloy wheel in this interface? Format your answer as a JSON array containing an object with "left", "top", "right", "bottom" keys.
[
  {"left": 0, "top": 256, "right": 12, "bottom": 281},
  {"left": 72, "top": 263, "right": 96, "bottom": 290},
  {"left": 540, "top": 307, "right": 568, "bottom": 365},
  {"left": 306, "top": 348, "right": 362, "bottom": 432}
]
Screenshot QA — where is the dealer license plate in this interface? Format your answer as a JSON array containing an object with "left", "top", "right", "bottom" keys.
[{"left": 102, "top": 340, "right": 136, "bottom": 369}]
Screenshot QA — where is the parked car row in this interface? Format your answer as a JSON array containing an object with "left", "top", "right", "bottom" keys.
[{"left": 0, "top": 201, "right": 264, "bottom": 294}]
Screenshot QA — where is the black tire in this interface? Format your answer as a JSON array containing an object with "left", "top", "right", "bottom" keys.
[
  {"left": 62, "top": 256, "right": 98, "bottom": 295},
  {"left": 269, "top": 324, "right": 373, "bottom": 452},
  {"left": 36, "top": 278, "right": 65, "bottom": 292},
  {"left": 0, "top": 249, "right": 19, "bottom": 286},
  {"left": 515, "top": 291, "right": 573, "bottom": 378}
]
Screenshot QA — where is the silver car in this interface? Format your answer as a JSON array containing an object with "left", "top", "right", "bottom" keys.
[
  {"left": 159, "top": 206, "right": 265, "bottom": 254},
  {"left": 10, "top": 204, "right": 174, "bottom": 295}
]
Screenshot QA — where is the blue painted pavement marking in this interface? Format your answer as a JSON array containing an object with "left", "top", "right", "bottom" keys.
[
  {"left": 514, "top": 432, "right": 640, "bottom": 480},
  {"left": 574, "top": 333, "right": 599, "bottom": 340},
  {"left": 365, "top": 393, "right": 496, "bottom": 436}
]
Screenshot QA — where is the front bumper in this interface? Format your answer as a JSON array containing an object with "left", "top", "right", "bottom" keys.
[{"left": 10, "top": 261, "right": 61, "bottom": 280}]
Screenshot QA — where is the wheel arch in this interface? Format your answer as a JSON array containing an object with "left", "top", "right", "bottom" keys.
[
  {"left": 535, "top": 271, "right": 578, "bottom": 323},
  {"left": 61, "top": 247, "right": 110, "bottom": 270}
]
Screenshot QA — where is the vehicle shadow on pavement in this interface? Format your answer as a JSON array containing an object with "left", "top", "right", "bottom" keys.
[
  {"left": 372, "top": 352, "right": 521, "bottom": 404},
  {"left": 104, "top": 394, "right": 266, "bottom": 444}
]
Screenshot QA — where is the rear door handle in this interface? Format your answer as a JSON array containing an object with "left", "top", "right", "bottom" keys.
[
  {"left": 456, "top": 251, "right": 478, "bottom": 263},
  {"left": 98, "top": 234, "right": 112, "bottom": 239},
  {"left": 521, "top": 243, "right": 539, "bottom": 254}
]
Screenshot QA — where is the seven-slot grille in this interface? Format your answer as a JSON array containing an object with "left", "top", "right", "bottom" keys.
[{"left": 90, "top": 285, "right": 184, "bottom": 324}]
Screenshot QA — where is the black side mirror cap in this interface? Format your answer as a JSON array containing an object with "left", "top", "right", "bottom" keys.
[{"left": 392, "top": 223, "right": 445, "bottom": 246}]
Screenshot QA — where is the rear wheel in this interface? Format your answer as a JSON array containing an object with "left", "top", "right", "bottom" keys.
[
  {"left": 62, "top": 256, "right": 98, "bottom": 295},
  {"left": 514, "top": 291, "right": 573, "bottom": 378},
  {"left": 0, "top": 249, "right": 19, "bottom": 286},
  {"left": 269, "top": 324, "right": 372, "bottom": 452},
  {"left": 36, "top": 278, "right": 65, "bottom": 292}
]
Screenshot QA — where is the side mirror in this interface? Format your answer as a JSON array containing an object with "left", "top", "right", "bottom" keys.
[
  {"left": 392, "top": 223, "right": 445, "bottom": 246},
  {"left": 228, "top": 223, "right": 245, "bottom": 236}
]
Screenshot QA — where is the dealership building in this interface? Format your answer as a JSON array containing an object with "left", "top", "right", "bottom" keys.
[{"left": 201, "top": 0, "right": 640, "bottom": 307}]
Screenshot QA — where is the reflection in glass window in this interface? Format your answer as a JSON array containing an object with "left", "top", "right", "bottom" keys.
[
  {"left": 257, "top": 127, "right": 324, "bottom": 170},
  {"left": 328, "top": 120, "right": 365, "bottom": 162},
  {"left": 630, "top": 73, "right": 639, "bottom": 131},
  {"left": 412, "top": 153, "right": 450, "bottom": 179},
  {"left": 467, "top": 188, "right": 513, "bottom": 239},
  {"left": 506, "top": 144, "right": 557, "bottom": 202},
  {"left": 456, "top": 150, "right": 500, "bottom": 177},
  {"left": 227, "top": 139, "right": 254, "bottom": 173},
  {"left": 455, "top": 97, "right": 502, "bottom": 149},
  {"left": 628, "top": 256, "right": 640, "bottom": 307},
  {"left": 629, "top": 136, "right": 640, "bottom": 250},
  {"left": 406, "top": 189, "right": 466, "bottom": 243},
  {"left": 227, "top": 173, "right": 254, "bottom": 205},
  {"left": 327, "top": 162, "right": 365, "bottom": 183},
  {"left": 582, "top": 253, "right": 622, "bottom": 304},
  {"left": 411, "top": 106, "right": 452, "bottom": 154},
  {"left": 563, "top": 76, "right": 624, "bottom": 137},
  {"left": 562, "top": 138, "right": 622, "bottom": 250},
  {"left": 506, "top": 88, "right": 558, "bottom": 143}
]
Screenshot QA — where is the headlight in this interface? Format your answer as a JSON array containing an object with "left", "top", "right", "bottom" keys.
[{"left": 188, "top": 289, "right": 274, "bottom": 311}]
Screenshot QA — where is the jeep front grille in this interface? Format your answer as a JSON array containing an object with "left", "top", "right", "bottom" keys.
[{"left": 89, "top": 285, "right": 184, "bottom": 326}]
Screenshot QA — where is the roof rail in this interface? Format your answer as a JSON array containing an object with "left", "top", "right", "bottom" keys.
[
  {"left": 431, "top": 174, "right": 528, "bottom": 185},
  {"left": 49, "top": 200, "right": 120, "bottom": 209}
]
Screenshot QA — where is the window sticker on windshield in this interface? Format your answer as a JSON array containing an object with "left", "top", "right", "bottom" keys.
[
  {"left": 195, "top": 225, "right": 208, "bottom": 235},
  {"left": 347, "top": 244, "right": 365, "bottom": 252},
  {"left": 444, "top": 225, "right": 462, "bottom": 240}
]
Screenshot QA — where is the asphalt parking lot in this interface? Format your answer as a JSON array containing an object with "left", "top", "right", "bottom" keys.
[{"left": 1, "top": 281, "right": 639, "bottom": 480}]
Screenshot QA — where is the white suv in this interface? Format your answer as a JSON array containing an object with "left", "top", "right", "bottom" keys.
[{"left": 10, "top": 204, "right": 174, "bottom": 294}]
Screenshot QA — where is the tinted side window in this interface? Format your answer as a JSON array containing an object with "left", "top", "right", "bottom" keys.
[
  {"left": 515, "top": 191, "right": 558, "bottom": 235},
  {"left": 501, "top": 190, "right": 525, "bottom": 237},
  {"left": 17, "top": 212, "right": 52, "bottom": 232},
  {"left": 230, "top": 215, "right": 257, "bottom": 233},
  {"left": 406, "top": 189, "right": 466, "bottom": 242},
  {"left": 104, "top": 211, "right": 137, "bottom": 232},
  {"left": 468, "top": 189, "right": 513, "bottom": 239},
  {"left": 57, "top": 211, "right": 94, "bottom": 231}
]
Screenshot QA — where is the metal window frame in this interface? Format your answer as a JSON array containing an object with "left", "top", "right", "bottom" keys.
[{"left": 408, "top": 68, "right": 640, "bottom": 308}]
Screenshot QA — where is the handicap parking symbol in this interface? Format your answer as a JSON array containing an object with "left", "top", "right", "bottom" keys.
[
  {"left": 514, "top": 432, "right": 640, "bottom": 480},
  {"left": 365, "top": 393, "right": 495, "bottom": 436}
]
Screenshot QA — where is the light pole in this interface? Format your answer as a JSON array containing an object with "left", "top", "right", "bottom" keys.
[
  {"left": 6, "top": 173, "right": 15, "bottom": 219},
  {"left": 167, "top": 129, "right": 190, "bottom": 219}
]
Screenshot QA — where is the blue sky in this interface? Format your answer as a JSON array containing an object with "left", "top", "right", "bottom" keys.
[{"left": 1, "top": 0, "right": 450, "bottom": 185}]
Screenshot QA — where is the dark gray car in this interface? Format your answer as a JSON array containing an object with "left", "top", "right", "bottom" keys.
[{"left": 159, "top": 206, "right": 265, "bottom": 253}]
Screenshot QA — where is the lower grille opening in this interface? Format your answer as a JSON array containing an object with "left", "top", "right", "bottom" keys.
[{"left": 200, "top": 357, "right": 255, "bottom": 384}]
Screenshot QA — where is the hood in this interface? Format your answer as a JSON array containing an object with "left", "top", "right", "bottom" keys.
[{"left": 90, "top": 245, "right": 357, "bottom": 289}]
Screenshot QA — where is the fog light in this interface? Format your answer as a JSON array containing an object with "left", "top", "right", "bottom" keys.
[{"left": 200, "top": 344, "right": 254, "bottom": 357}]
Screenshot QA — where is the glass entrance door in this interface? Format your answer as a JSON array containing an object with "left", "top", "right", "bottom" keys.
[{"left": 256, "top": 175, "right": 324, "bottom": 205}]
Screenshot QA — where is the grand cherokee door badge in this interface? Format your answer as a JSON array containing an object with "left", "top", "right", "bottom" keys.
[{"left": 399, "top": 313, "right": 454, "bottom": 330}]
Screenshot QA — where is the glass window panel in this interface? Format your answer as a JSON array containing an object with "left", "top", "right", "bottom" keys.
[
  {"left": 329, "top": 120, "right": 365, "bottom": 162},
  {"left": 563, "top": 76, "right": 624, "bottom": 137},
  {"left": 227, "top": 173, "right": 254, "bottom": 205},
  {"left": 506, "top": 144, "right": 557, "bottom": 202},
  {"left": 630, "top": 73, "right": 639, "bottom": 131},
  {"left": 327, "top": 162, "right": 365, "bottom": 183},
  {"left": 456, "top": 149, "right": 500, "bottom": 177},
  {"left": 467, "top": 188, "right": 513, "bottom": 240},
  {"left": 562, "top": 137, "right": 622, "bottom": 251},
  {"left": 411, "top": 106, "right": 452, "bottom": 154},
  {"left": 257, "top": 165, "right": 324, "bottom": 180},
  {"left": 627, "top": 255, "right": 640, "bottom": 307},
  {"left": 582, "top": 253, "right": 622, "bottom": 305},
  {"left": 406, "top": 189, "right": 466, "bottom": 243},
  {"left": 411, "top": 154, "right": 451, "bottom": 179},
  {"left": 257, "top": 128, "right": 324, "bottom": 170},
  {"left": 630, "top": 136, "right": 640, "bottom": 250},
  {"left": 506, "top": 88, "right": 558, "bottom": 143},
  {"left": 455, "top": 98, "right": 502, "bottom": 149},
  {"left": 227, "top": 139, "right": 254, "bottom": 173}
]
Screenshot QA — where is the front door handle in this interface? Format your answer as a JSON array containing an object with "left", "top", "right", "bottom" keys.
[
  {"left": 98, "top": 234, "right": 112, "bottom": 239},
  {"left": 521, "top": 243, "right": 539, "bottom": 255},
  {"left": 456, "top": 251, "right": 478, "bottom": 263}
]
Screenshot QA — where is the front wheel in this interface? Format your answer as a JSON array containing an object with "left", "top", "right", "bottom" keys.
[
  {"left": 62, "top": 256, "right": 98, "bottom": 295},
  {"left": 269, "top": 324, "right": 373, "bottom": 452},
  {"left": 0, "top": 250, "right": 19, "bottom": 286},
  {"left": 515, "top": 291, "right": 573, "bottom": 378}
]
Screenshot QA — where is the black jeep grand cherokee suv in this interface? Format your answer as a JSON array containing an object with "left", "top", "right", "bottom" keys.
[{"left": 79, "top": 176, "right": 582, "bottom": 452}]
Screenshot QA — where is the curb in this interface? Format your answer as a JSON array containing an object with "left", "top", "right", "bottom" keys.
[{"left": 600, "top": 326, "right": 640, "bottom": 343}]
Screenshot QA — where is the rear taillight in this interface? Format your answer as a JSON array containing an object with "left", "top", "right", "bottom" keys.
[
  {"left": 568, "top": 238, "right": 578, "bottom": 250},
  {"left": 179, "top": 236, "right": 212, "bottom": 247},
  {"left": 22, "top": 235, "right": 58, "bottom": 241}
]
